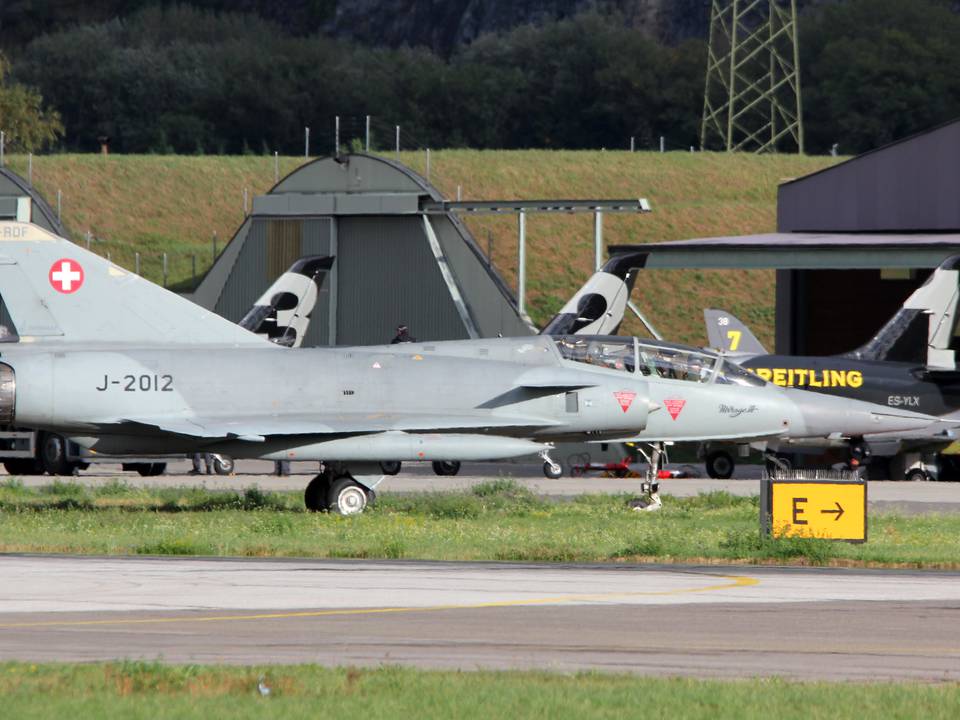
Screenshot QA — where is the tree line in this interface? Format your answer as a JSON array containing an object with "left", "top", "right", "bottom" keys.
[{"left": 4, "top": 0, "right": 960, "bottom": 156}]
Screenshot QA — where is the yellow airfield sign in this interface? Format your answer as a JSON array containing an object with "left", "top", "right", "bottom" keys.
[{"left": 762, "top": 479, "right": 867, "bottom": 542}]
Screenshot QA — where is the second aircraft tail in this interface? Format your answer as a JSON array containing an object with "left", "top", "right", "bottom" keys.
[{"left": 540, "top": 251, "right": 647, "bottom": 336}]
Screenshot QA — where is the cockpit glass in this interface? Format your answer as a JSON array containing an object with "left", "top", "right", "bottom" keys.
[
  {"left": 636, "top": 343, "right": 716, "bottom": 382},
  {"left": 715, "top": 359, "right": 766, "bottom": 387},
  {"left": 554, "top": 337, "right": 636, "bottom": 373}
]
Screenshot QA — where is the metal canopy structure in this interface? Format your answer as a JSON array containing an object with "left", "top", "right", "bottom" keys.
[
  {"left": 701, "top": 0, "right": 804, "bottom": 153},
  {"left": 422, "top": 199, "right": 651, "bottom": 215},
  {"left": 609, "top": 233, "right": 960, "bottom": 270}
]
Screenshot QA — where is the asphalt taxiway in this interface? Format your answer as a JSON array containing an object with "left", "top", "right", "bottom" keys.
[{"left": 1, "top": 555, "right": 958, "bottom": 680}]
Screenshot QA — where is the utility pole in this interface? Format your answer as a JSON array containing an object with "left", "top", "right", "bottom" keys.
[{"left": 700, "top": 0, "right": 804, "bottom": 153}]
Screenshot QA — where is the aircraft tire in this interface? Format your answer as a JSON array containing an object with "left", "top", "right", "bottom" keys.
[
  {"left": 542, "top": 460, "right": 562, "bottom": 479},
  {"left": 304, "top": 475, "right": 331, "bottom": 512},
  {"left": 328, "top": 477, "right": 368, "bottom": 515},
  {"left": 40, "top": 433, "right": 73, "bottom": 476},
  {"left": 905, "top": 468, "right": 931, "bottom": 482},
  {"left": 3, "top": 458, "right": 44, "bottom": 476},
  {"left": 213, "top": 455, "right": 234, "bottom": 475},
  {"left": 432, "top": 461, "right": 461, "bottom": 476},
  {"left": 705, "top": 450, "right": 735, "bottom": 479},
  {"left": 140, "top": 463, "right": 166, "bottom": 477},
  {"left": 379, "top": 461, "right": 402, "bottom": 475}
]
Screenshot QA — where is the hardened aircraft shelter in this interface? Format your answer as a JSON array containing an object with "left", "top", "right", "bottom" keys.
[{"left": 190, "top": 154, "right": 532, "bottom": 346}]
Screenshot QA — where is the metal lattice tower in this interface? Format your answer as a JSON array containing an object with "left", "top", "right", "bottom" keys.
[{"left": 700, "top": 0, "right": 804, "bottom": 153}]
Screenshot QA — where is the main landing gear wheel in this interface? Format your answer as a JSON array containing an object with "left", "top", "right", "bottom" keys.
[
  {"left": 40, "top": 433, "right": 76, "bottom": 476},
  {"left": 905, "top": 468, "right": 931, "bottom": 482},
  {"left": 379, "top": 461, "right": 402, "bottom": 475},
  {"left": 137, "top": 463, "right": 166, "bottom": 477},
  {"left": 705, "top": 450, "right": 734, "bottom": 479},
  {"left": 329, "top": 477, "right": 368, "bottom": 515},
  {"left": 304, "top": 474, "right": 332, "bottom": 512},
  {"left": 432, "top": 460, "right": 461, "bottom": 476}
]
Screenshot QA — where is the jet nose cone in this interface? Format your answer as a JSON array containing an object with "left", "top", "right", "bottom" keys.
[{"left": 786, "top": 389, "right": 938, "bottom": 439}]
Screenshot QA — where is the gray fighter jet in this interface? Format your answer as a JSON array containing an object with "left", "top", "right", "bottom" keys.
[{"left": 0, "top": 222, "right": 938, "bottom": 513}]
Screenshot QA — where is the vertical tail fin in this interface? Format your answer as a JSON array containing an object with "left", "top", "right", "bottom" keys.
[
  {"left": 844, "top": 256, "right": 960, "bottom": 368},
  {"left": 0, "top": 221, "right": 268, "bottom": 346},
  {"left": 704, "top": 309, "right": 768, "bottom": 355},
  {"left": 540, "top": 251, "right": 647, "bottom": 336},
  {"left": 239, "top": 256, "right": 333, "bottom": 348}
]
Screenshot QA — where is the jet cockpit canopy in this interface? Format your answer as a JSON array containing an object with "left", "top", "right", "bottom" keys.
[{"left": 553, "top": 335, "right": 766, "bottom": 387}]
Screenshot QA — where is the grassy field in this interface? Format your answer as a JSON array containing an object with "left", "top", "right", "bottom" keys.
[
  {"left": 1, "top": 479, "right": 957, "bottom": 568},
  {"left": 2, "top": 151, "right": 839, "bottom": 345},
  {"left": 2, "top": 662, "right": 958, "bottom": 719}
]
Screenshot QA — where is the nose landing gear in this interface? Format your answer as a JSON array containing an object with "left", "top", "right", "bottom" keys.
[{"left": 629, "top": 442, "right": 664, "bottom": 512}]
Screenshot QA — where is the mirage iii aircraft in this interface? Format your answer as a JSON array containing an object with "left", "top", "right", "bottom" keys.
[
  {"left": 702, "top": 256, "right": 960, "bottom": 480},
  {"left": 0, "top": 222, "right": 938, "bottom": 513}
]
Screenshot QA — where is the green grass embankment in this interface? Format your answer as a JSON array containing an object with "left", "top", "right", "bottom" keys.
[
  {"left": 2, "top": 662, "right": 958, "bottom": 719},
  {"left": 0, "top": 479, "right": 956, "bottom": 568},
  {"left": 2, "top": 151, "right": 839, "bottom": 345}
]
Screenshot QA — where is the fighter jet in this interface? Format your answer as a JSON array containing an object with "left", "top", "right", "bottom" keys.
[
  {"left": 702, "top": 256, "right": 960, "bottom": 479},
  {"left": 0, "top": 222, "right": 938, "bottom": 514}
]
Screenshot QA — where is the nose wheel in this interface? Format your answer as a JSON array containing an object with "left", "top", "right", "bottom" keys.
[
  {"left": 540, "top": 449, "right": 562, "bottom": 479},
  {"left": 629, "top": 442, "right": 664, "bottom": 512}
]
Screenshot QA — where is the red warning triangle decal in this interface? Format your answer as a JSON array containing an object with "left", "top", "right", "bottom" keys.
[
  {"left": 664, "top": 398, "right": 686, "bottom": 420},
  {"left": 613, "top": 391, "right": 636, "bottom": 413}
]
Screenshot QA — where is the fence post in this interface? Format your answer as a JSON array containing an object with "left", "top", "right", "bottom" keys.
[
  {"left": 243, "top": 187, "right": 249, "bottom": 216},
  {"left": 517, "top": 211, "right": 526, "bottom": 314},
  {"left": 0, "top": 131, "right": 5, "bottom": 167},
  {"left": 457, "top": 185, "right": 462, "bottom": 201},
  {"left": 630, "top": 136, "right": 635, "bottom": 152},
  {"left": 162, "top": 253, "right": 168, "bottom": 288},
  {"left": 135, "top": 252, "right": 140, "bottom": 275},
  {"left": 365, "top": 115, "right": 371, "bottom": 152},
  {"left": 395, "top": 125, "right": 400, "bottom": 161},
  {"left": 274, "top": 151, "right": 279, "bottom": 183},
  {"left": 334, "top": 115, "right": 340, "bottom": 156},
  {"left": 660, "top": 136, "right": 665, "bottom": 153},
  {"left": 85, "top": 231, "right": 91, "bottom": 250},
  {"left": 304, "top": 126, "right": 310, "bottom": 158},
  {"left": 426, "top": 148, "right": 431, "bottom": 180},
  {"left": 594, "top": 211, "right": 603, "bottom": 270}
]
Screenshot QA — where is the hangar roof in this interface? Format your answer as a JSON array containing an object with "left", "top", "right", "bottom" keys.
[
  {"left": 609, "top": 232, "right": 960, "bottom": 269},
  {"left": 778, "top": 118, "right": 960, "bottom": 233}
]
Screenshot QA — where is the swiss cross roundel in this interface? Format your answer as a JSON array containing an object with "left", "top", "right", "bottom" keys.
[{"left": 49, "top": 258, "right": 84, "bottom": 294}]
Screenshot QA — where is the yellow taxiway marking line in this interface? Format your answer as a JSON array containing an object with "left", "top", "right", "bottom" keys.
[{"left": 0, "top": 574, "right": 758, "bottom": 630}]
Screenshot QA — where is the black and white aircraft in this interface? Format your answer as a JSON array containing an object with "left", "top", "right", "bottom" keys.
[{"left": 702, "top": 256, "right": 960, "bottom": 480}]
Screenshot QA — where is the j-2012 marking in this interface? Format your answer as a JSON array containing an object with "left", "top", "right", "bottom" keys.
[{"left": 96, "top": 374, "right": 173, "bottom": 392}]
